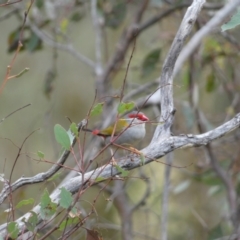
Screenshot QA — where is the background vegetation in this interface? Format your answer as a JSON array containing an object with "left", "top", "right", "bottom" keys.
[{"left": 0, "top": 0, "right": 240, "bottom": 239}]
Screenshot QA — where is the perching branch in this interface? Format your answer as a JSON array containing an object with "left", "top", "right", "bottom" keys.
[
  {"left": 0, "top": 112, "right": 239, "bottom": 237},
  {"left": 153, "top": 0, "right": 206, "bottom": 141},
  {"left": 152, "top": 2, "right": 206, "bottom": 239}
]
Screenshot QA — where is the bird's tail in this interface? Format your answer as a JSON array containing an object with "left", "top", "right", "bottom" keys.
[{"left": 81, "top": 128, "right": 93, "bottom": 133}]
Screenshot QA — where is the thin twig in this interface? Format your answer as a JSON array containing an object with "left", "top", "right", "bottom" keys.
[
  {"left": 95, "top": 0, "right": 149, "bottom": 96},
  {"left": 91, "top": 0, "right": 103, "bottom": 77},
  {"left": 0, "top": 120, "right": 87, "bottom": 205},
  {"left": 0, "top": 112, "right": 239, "bottom": 237},
  {"left": 28, "top": 23, "right": 96, "bottom": 69},
  {"left": 0, "top": 9, "right": 18, "bottom": 21},
  {"left": 0, "top": 0, "right": 34, "bottom": 94},
  {"left": 8, "top": 128, "right": 39, "bottom": 221},
  {"left": 0, "top": 104, "right": 31, "bottom": 124},
  {"left": 151, "top": 2, "right": 206, "bottom": 239}
]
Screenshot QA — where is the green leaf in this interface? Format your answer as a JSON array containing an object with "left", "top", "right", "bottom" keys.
[
  {"left": 207, "top": 185, "right": 222, "bottom": 197},
  {"left": 181, "top": 103, "right": 195, "bottom": 129},
  {"left": 182, "top": 69, "right": 190, "bottom": 89},
  {"left": 173, "top": 180, "right": 191, "bottom": 194},
  {"left": 115, "top": 165, "right": 129, "bottom": 177},
  {"left": 70, "top": 207, "right": 78, "bottom": 216},
  {"left": 195, "top": 170, "right": 223, "bottom": 186},
  {"left": 54, "top": 124, "right": 71, "bottom": 150},
  {"left": 208, "top": 224, "right": 223, "bottom": 240},
  {"left": 40, "top": 189, "right": 51, "bottom": 208},
  {"left": 117, "top": 102, "right": 135, "bottom": 114},
  {"left": 221, "top": 10, "right": 240, "bottom": 32},
  {"left": 67, "top": 129, "right": 75, "bottom": 145},
  {"left": 47, "top": 172, "right": 61, "bottom": 182},
  {"left": 40, "top": 189, "right": 57, "bottom": 219},
  {"left": 36, "top": 0, "right": 44, "bottom": 9},
  {"left": 70, "top": 122, "right": 78, "bottom": 137},
  {"left": 205, "top": 72, "right": 215, "bottom": 92},
  {"left": 139, "top": 153, "right": 145, "bottom": 166},
  {"left": 22, "top": 211, "right": 38, "bottom": 232},
  {"left": 104, "top": 1, "right": 126, "bottom": 29},
  {"left": 141, "top": 48, "right": 161, "bottom": 77},
  {"left": 95, "top": 176, "right": 106, "bottom": 183},
  {"left": 70, "top": 12, "right": 83, "bottom": 22},
  {"left": 37, "top": 151, "right": 45, "bottom": 159},
  {"left": 25, "top": 32, "right": 42, "bottom": 52},
  {"left": 16, "top": 198, "right": 34, "bottom": 209},
  {"left": 7, "top": 27, "right": 21, "bottom": 53},
  {"left": 60, "top": 18, "right": 69, "bottom": 34},
  {"left": 60, "top": 187, "right": 73, "bottom": 209},
  {"left": 44, "top": 69, "right": 56, "bottom": 98},
  {"left": 90, "top": 102, "right": 104, "bottom": 117},
  {"left": 7, "top": 222, "right": 19, "bottom": 239},
  {"left": 59, "top": 217, "right": 79, "bottom": 231}
]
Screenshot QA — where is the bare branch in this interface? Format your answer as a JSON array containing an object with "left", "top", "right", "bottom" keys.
[
  {"left": 139, "top": 3, "right": 190, "bottom": 33},
  {"left": 174, "top": 0, "right": 240, "bottom": 78},
  {"left": 96, "top": 0, "right": 149, "bottom": 96},
  {"left": 113, "top": 181, "right": 133, "bottom": 240},
  {"left": 91, "top": 0, "right": 104, "bottom": 76},
  {"left": 0, "top": 112, "right": 239, "bottom": 237},
  {"left": 28, "top": 22, "right": 96, "bottom": 69},
  {"left": 153, "top": 0, "right": 206, "bottom": 141},
  {"left": 0, "top": 9, "right": 18, "bottom": 21},
  {"left": 160, "top": 153, "right": 173, "bottom": 240},
  {"left": 151, "top": 4, "right": 206, "bottom": 237},
  {"left": 0, "top": 103, "right": 31, "bottom": 124},
  {"left": 0, "top": 119, "right": 87, "bottom": 205}
]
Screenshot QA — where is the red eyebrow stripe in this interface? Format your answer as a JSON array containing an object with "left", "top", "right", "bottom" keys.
[{"left": 128, "top": 113, "right": 149, "bottom": 121}]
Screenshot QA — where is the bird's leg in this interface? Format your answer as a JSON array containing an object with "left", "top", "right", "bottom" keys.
[
  {"left": 112, "top": 143, "right": 143, "bottom": 157},
  {"left": 128, "top": 147, "right": 142, "bottom": 155},
  {"left": 128, "top": 147, "right": 146, "bottom": 165}
]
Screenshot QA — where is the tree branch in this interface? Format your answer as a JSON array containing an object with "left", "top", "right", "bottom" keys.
[
  {"left": 28, "top": 22, "right": 96, "bottom": 69},
  {"left": 0, "top": 112, "right": 239, "bottom": 237},
  {"left": 153, "top": 0, "right": 206, "bottom": 141},
  {"left": 91, "top": 0, "right": 104, "bottom": 77},
  {"left": 0, "top": 120, "right": 87, "bottom": 205},
  {"left": 153, "top": 3, "right": 206, "bottom": 238},
  {"left": 95, "top": 0, "right": 149, "bottom": 96},
  {"left": 174, "top": 0, "right": 240, "bottom": 78}
]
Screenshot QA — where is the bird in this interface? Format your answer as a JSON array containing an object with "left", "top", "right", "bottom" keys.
[{"left": 83, "top": 111, "right": 149, "bottom": 147}]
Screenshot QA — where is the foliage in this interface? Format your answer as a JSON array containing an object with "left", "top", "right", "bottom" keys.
[
  {"left": 0, "top": 1, "right": 240, "bottom": 240},
  {"left": 221, "top": 9, "right": 240, "bottom": 31}
]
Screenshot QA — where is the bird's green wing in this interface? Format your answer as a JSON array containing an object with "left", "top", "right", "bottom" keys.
[{"left": 100, "top": 119, "right": 129, "bottom": 136}]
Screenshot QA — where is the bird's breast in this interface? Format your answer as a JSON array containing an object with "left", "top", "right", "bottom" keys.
[{"left": 109, "top": 122, "right": 146, "bottom": 146}]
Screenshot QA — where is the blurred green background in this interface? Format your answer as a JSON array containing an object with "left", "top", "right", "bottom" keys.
[{"left": 0, "top": 1, "right": 240, "bottom": 239}]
